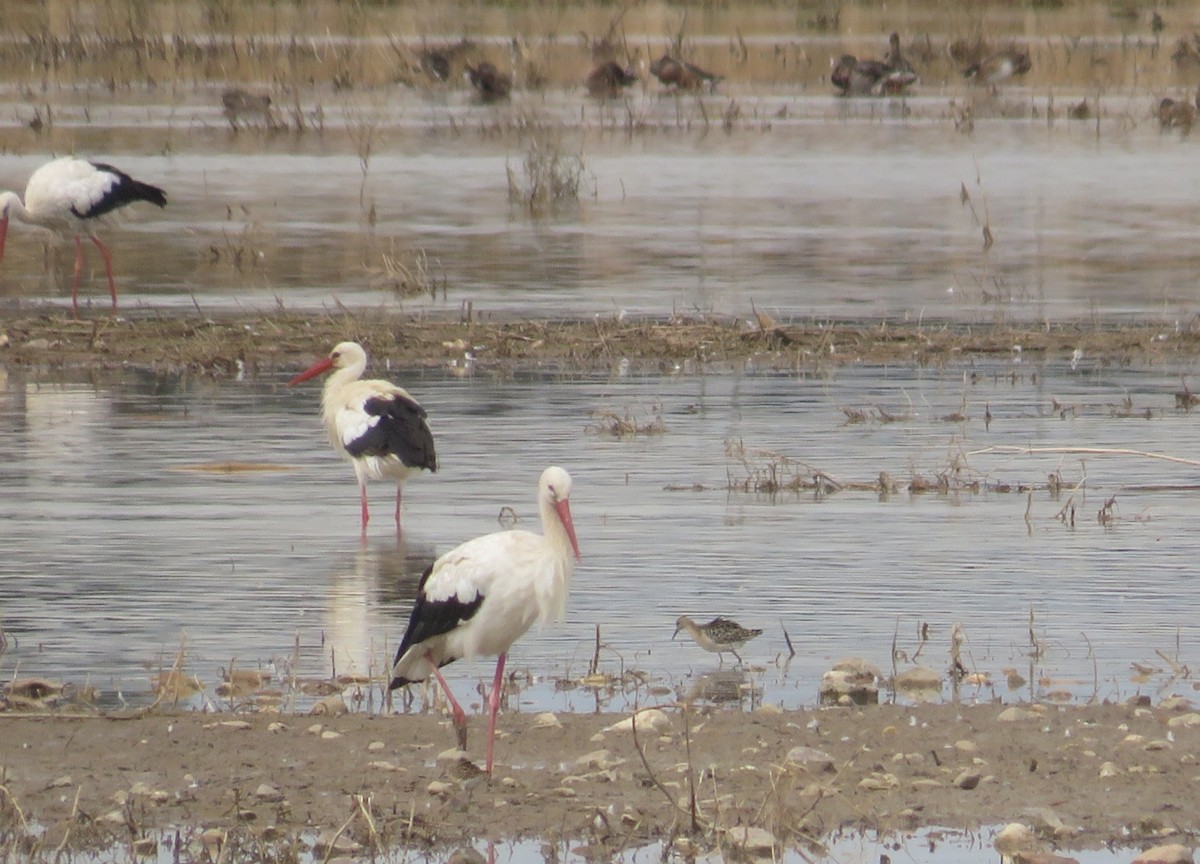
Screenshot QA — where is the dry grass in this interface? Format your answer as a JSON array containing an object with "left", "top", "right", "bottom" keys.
[
  {"left": 506, "top": 138, "right": 592, "bottom": 211},
  {"left": 586, "top": 403, "right": 666, "bottom": 437}
]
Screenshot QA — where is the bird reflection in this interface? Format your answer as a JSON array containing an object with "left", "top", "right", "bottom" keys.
[
  {"left": 684, "top": 668, "right": 761, "bottom": 708},
  {"left": 324, "top": 537, "right": 435, "bottom": 684}
]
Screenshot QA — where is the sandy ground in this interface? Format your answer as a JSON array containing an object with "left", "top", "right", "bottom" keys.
[{"left": 1, "top": 698, "right": 1198, "bottom": 861}]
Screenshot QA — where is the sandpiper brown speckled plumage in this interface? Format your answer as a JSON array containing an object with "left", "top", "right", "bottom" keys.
[{"left": 673, "top": 615, "right": 762, "bottom": 664}]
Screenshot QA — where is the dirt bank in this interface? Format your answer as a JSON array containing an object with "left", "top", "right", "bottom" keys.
[
  {"left": 3, "top": 310, "right": 1200, "bottom": 378},
  {"left": 1, "top": 699, "right": 1197, "bottom": 861}
]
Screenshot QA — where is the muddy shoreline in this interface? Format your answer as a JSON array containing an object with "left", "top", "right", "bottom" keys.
[
  {"left": 3, "top": 309, "right": 1199, "bottom": 378},
  {"left": 1, "top": 700, "right": 1197, "bottom": 861}
]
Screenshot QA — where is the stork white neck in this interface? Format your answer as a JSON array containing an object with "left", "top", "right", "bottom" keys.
[
  {"left": 0, "top": 191, "right": 35, "bottom": 226},
  {"left": 320, "top": 350, "right": 367, "bottom": 406}
]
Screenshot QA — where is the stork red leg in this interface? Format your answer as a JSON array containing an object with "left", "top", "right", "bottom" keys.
[
  {"left": 360, "top": 484, "right": 370, "bottom": 529},
  {"left": 426, "top": 651, "right": 468, "bottom": 750},
  {"left": 71, "top": 234, "right": 85, "bottom": 317},
  {"left": 395, "top": 486, "right": 403, "bottom": 529},
  {"left": 90, "top": 234, "right": 117, "bottom": 310},
  {"left": 485, "top": 652, "right": 507, "bottom": 775}
]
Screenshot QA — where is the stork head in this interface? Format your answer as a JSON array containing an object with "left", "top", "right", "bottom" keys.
[
  {"left": 540, "top": 465, "right": 582, "bottom": 562},
  {"left": 288, "top": 341, "right": 368, "bottom": 385}
]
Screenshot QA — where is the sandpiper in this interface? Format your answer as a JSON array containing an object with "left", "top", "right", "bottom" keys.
[{"left": 673, "top": 616, "right": 763, "bottom": 664}]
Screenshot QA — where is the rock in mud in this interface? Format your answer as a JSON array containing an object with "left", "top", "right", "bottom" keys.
[
  {"left": 1132, "top": 845, "right": 1194, "bottom": 864},
  {"left": 725, "top": 826, "right": 777, "bottom": 856},
  {"left": 994, "top": 823, "right": 1037, "bottom": 856},
  {"left": 954, "top": 769, "right": 982, "bottom": 790},
  {"left": 894, "top": 666, "right": 942, "bottom": 691},
  {"left": 604, "top": 708, "right": 670, "bottom": 733},
  {"left": 784, "top": 746, "right": 835, "bottom": 773},
  {"left": 819, "top": 660, "right": 880, "bottom": 705}
]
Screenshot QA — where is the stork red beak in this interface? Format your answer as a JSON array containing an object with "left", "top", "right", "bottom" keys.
[
  {"left": 554, "top": 499, "right": 582, "bottom": 562},
  {"left": 0, "top": 216, "right": 8, "bottom": 262},
  {"left": 287, "top": 355, "right": 334, "bottom": 386}
]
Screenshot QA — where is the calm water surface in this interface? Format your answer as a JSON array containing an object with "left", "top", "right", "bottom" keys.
[{"left": 2, "top": 355, "right": 1198, "bottom": 711}]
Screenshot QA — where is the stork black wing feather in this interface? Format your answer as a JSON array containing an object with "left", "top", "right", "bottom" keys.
[
  {"left": 345, "top": 393, "right": 438, "bottom": 472},
  {"left": 72, "top": 162, "right": 168, "bottom": 219},
  {"left": 388, "top": 564, "right": 484, "bottom": 690}
]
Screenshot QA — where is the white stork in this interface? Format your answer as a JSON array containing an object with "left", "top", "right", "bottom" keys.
[
  {"left": 0, "top": 157, "right": 167, "bottom": 316},
  {"left": 390, "top": 465, "right": 582, "bottom": 775},
  {"left": 288, "top": 341, "right": 437, "bottom": 534}
]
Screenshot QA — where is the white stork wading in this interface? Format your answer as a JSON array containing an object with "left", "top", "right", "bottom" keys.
[
  {"left": 288, "top": 341, "right": 437, "bottom": 534},
  {"left": 389, "top": 465, "right": 582, "bottom": 774},
  {"left": 0, "top": 157, "right": 167, "bottom": 316}
]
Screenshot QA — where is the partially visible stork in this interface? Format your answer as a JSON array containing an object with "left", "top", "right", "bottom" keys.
[
  {"left": 288, "top": 341, "right": 437, "bottom": 534},
  {"left": 389, "top": 466, "right": 582, "bottom": 775},
  {"left": 0, "top": 156, "right": 167, "bottom": 316}
]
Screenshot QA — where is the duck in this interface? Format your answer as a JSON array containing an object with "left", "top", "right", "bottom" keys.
[
  {"left": 1158, "top": 96, "right": 1196, "bottom": 130},
  {"left": 649, "top": 55, "right": 722, "bottom": 92},
  {"left": 465, "top": 61, "right": 512, "bottom": 102},
  {"left": 586, "top": 60, "right": 638, "bottom": 98},
  {"left": 831, "top": 54, "right": 916, "bottom": 96},
  {"left": 884, "top": 32, "right": 916, "bottom": 78},
  {"left": 963, "top": 47, "right": 1031, "bottom": 88}
]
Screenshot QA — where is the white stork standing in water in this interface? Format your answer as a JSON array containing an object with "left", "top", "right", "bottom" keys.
[
  {"left": 288, "top": 341, "right": 437, "bottom": 534},
  {"left": 0, "top": 157, "right": 167, "bottom": 316},
  {"left": 389, "top": 465, "right": 582, "bottom": 775}
]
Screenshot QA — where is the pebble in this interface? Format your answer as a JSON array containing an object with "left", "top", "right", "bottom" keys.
[
  {"left": 819, "top": 666, "right": 879, "bottom": 705},
  {"left": 603, "top": 708, "right": 669, "bottom": 733},
  {"left": 306, "top": 723, "right": 324, "bottom": 735},
  {"left": 994, "top": 823, "right": 1037, "bottom": 856},
  {"left": 1031, "top": 807, "right": 1075, "bottom": 837},
  {"left": 313, "top": 830, "right": 361, "bottom": 854},
  {"left": 553, "top": 786, "right": 577, "bottom": 798},
  {"left": 784, "top": 746, "right": 835, "bottom": 773},
  {"left": 912, "top": 779, "right": 941, "bottom": 791},
  {"left": 954, "top": 740, "right": 977, "bottom": 752},
  {"left": 1099, "top": 761, "right": 1118, "bottom": 777},
  {"left": 1144, "top": 739, "right": 1173, "bottom": 751},
  {"left": 997, "top": 707, "right": 1037, "bottom": 723},
  {"left": 437, "top": 747, "right": 469, "bottom": 762},
  {"left": 1167, "top": 713, "right": 1200, "bottom": 728},
  {"left": 858, "top": 772, "right": 899, "bottom": 791},
  {"left": 132, "top": 838, "right": 157, "bottom": 856},
  {"left": 267, "top": 722, "right": 288, "bottom": 733},
  {"left": 953, "top": 769, "right": 981, "bottom": 790},
  {"left": 426, "top": 781, "right": 453, "bottom": 797},
  {"left": 725, "top": 826, "right": 777, "bottom": 855},
  {"left": 533, "top": 712, "right": 562, "bottom": 729},
  {"left": 308, "top": 694, "right": 347, "bottom": 716},
  {"left": 99, "top": 809, "right": 126, "bottom": 825},
  {"left": 367, "top": 760, "right": 403, "bottom": 772},
  {"left": 218, "top": 720, "right": 252, "bottom": 731},
  {"left": 446, "top": 847, "right": 487, "bottom": 864},
  {"left": 254, "top": 784, "right": 284, "bottom": 802},
  {"left": 367, "top": 740, "right": 385, "bottom": 751},
  {"left": 574, "top": 749, "right": 616, "bottom": 770},
  {"left": 47, "top": 775, "right": 73, "bottom": 789},
  {"left": 1132, "top": 844, "right": 1194, "bottom": 864},
  {"left": 894, "top": 666, "right": 942, "bottom": 690}
]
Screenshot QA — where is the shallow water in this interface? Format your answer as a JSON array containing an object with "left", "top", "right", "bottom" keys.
[
  {"left": 2, "top": 352, "right": 1199, "bottom": 712},
  {"left": 0, "top": 3, "right": 1198, "bottom": 324}
]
